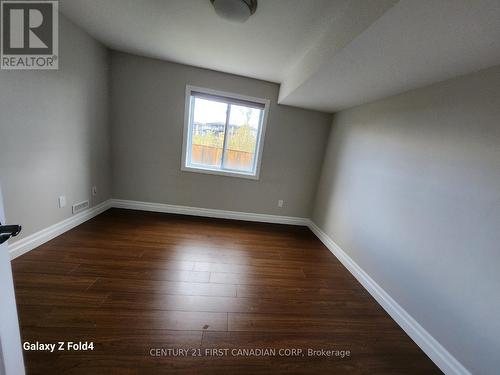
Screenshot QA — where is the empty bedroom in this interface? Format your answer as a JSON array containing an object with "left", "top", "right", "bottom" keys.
[{"left": 0, "top": 0, "right": 499, "bottom": 374}]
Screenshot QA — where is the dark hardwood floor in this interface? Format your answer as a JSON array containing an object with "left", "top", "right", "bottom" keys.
[{"left": 12, "top": 209, "right": 441, "bottom": 374}]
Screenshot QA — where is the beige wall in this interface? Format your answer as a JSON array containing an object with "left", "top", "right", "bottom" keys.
[
  {"left": 110, "top": 51, "right": 331, "bottom": 217},
  {"left": 313, "top": 65, "right": 500, "bottom": 374},
  {"left": 0, "top": 16, "right": 111, "bottom": 242}
]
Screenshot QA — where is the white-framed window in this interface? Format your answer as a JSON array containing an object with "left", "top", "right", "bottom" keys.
[{"left": 181, "top": 85, "right": 270, "bottom": 180}]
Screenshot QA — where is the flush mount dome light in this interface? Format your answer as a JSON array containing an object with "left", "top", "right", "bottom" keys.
[{"left": 210, "top": 0, "right": 257, "bottom": 23}]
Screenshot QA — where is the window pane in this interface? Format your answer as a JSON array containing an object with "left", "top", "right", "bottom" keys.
[
  {"left": 189, "top": 97, "right": 227, "bottom": 168},
  {"left": 223, "top": 104, "right": 262, "bottom": 172}
]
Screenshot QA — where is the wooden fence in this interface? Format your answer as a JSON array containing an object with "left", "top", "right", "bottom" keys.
[{"left": 191, "top": 144, "right": 253, "bottom": 170}]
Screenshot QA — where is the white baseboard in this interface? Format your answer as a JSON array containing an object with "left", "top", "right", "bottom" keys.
[
  {"left": 6, "top": 196, "right": 469, "bottom": 375},
  {"left": 8, "top": 198, "right": 307, "bottom": 261},
  {"left": 110, "top": 199, "right": 309, "bottom": 226},
  {"left": 307, "top": 220, "right": 470, "bottom": 375},
  {"left": 8, "top": 199, "right": 112, "bottom": 260}
]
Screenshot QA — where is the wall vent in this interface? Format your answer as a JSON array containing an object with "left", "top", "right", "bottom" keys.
[{"left": 72, "top": 200, "right": 89, "bottom": 214}]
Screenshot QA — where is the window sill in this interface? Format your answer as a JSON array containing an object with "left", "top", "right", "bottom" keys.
[{"left": 181, "top": 165, "right": 260, "bottom": 180}]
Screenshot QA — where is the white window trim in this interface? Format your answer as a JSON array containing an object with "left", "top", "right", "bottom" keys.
[{"left": 181, "top": 85, "right": 270, "bottom": 180}]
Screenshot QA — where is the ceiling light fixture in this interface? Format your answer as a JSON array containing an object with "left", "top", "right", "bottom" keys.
[{"left": 210, "top": 0, "right": 257, "bottom": 23}]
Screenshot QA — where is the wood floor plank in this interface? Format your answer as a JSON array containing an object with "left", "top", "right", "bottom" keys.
[
  {"left": 15, "top": 289, "right": 109, "bottom": 308},
  {"left": 100, "top": 292, "right": 384, "bottom": 315},
  {"left": 123, "top": 259, "right": 195, "bottom": 272},
  {"left": 141, "top": 246, "right": 283, "bottom": 262},
  {"left": 11, "top": 259, "right": 80, "bottom": 275},
  {"left": 13, "top": 272, "right": 97, "bottom": 292},
  {"left": 235, "top": 284, "right": 368, "bottom": 300},
  {"left": 209, "top": 271, "right": 328, "bottom": 287},
  {"left": 228, "top": 312, "right": 400, "bottom": 333},
  {"left": 70, "top": 263, "right": 211, "bottom": 283},
  {"left": 89, "top": 277, "right": 237, "bottom": 297},
  {"left": 193, "top": 261, "right": 304, "bottom": 276},
  {"left": 33, "top": 307, "right": 228, "bottom": 331},
  {"left": 11, "top": 208, "right": 441, "bottom": 374}
]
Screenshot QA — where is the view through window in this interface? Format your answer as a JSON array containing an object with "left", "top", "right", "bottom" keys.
[{"left": 183, "top": 88, "right": 268, "bottom": 178}]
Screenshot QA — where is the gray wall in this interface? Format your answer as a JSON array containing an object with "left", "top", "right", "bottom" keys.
[
  {"left": 110, "top": 51, "right": 331, "bottom": 217},
  {"left": 0, "top": 16, "right": 111, "bottom": 242},
  {"left": 313, "top": 65, "right": 500, "bottom": 374}
]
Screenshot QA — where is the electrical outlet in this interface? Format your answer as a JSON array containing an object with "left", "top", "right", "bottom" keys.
[
  {"left": 58, "top": 195, "right": 66, "bottom": 208},
  {"left": 278, "top": 199, "right": 284, "bottom": 208},
  {"left": 92, "top": 186, "right": 97, "bottom": 196}
]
